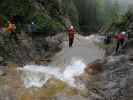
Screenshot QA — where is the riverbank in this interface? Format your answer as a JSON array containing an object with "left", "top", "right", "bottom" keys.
[
  {"left": 0, "top": 34, "right": 132, "bottom": 100},
  {"left": 0, "top": 34, "right": 105, "bottom": 100}
]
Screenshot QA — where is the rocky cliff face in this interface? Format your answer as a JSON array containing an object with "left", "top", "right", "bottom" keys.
[
  {"left": 0, "top": 31, "right": 64, "bottom": 64},
  {"left": 83, "top": 51, "right": 133, "bottom": 100}
]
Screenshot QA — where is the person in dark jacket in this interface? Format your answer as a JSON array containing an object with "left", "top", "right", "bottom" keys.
[
  {"left": 104, "top": 33, "right": 112, "bottom": 45},
  {"left": 0, "top": 17, "right": 2, "bottom": 33}
]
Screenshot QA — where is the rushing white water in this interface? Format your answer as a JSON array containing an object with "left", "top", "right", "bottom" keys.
[{"left": 19, "top": 58, "right": 86, "bottom": 88}]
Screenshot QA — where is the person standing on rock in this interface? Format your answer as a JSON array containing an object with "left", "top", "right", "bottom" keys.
[
  {"left": 67, "top": 25, "right": 76, "bottom": 48},
  {"left": 114, "top": 31, "right": 127, "bottom": 53},
  {"left": 6, "top": 20, "right": 18, "bottom": 43},
  {"left": 104, "top": 33, "right": 112, "bottom": 45},
  {"left": 0, "top": 16, "right": 3, "bottom": 33}
]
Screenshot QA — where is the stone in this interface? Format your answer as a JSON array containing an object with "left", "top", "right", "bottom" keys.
[
  {"left": 85, "top": 63, "right": 103, "bottom": 74},
  {"left": 81, "top": 53, "right": 133, "bottom": 100},
  {"left": 34, "top": 59, "right": 51, "bottom": 65},
  {"left": 0, "top": 70, "right": 6, "bottom": 76},
  {"left": 0, "top": 57, "right": 4, "bottom": 62}
]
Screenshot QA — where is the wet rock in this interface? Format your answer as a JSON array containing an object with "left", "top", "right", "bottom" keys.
[
  {"left": 0, "top": 66, "right": 7, "bottom": 76},
  {"left": 128, "top": 56, "right": 133, "bottom": 62},
  {"left": 81, "top": 53, "right": 133, "bottom": 100},
  {"left": 0, "top": 57, "right": 5, "bottom": 66},
  {"left": 85, "top": 61, "right": 103, "bottom": 74},
  {"left": 55, "top": 95, "right": 88, "bottom": 100},
  {"left": 34, "top": 58, "right": 51, "bottom": 65},
  {"left": 0, "top": 56, "right": 4, "bottom": 62},
  {"left": 0, "top": 70, "right": 6, "bottom": 76},
  {"left": 0, "top": 31, "right": 65, "bottom": 64}
]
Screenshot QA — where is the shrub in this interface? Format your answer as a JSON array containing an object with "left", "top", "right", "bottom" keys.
[{"left": 35, "top": 14, "right": 64, "bottom": 35}]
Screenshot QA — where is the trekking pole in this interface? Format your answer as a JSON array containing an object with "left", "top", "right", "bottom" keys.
[
  {"left": 62, "top": 30, "right": 68, "bottom": 41},
  {"left": 75, "top": 36, "right": 80, "bottom": 41},
  {"left": 75, "top": 32, "right": 80, "bottom": 41}
]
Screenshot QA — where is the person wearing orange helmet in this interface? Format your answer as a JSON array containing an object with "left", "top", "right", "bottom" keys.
[
  {"left": 6, "top": 21, "right": 14, "bottom": 33},
  {"left": 6, "top": 20, "right": 18, "bottom": 43}
]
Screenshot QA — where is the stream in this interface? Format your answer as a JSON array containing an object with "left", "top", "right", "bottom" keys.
[{"left": 18, "top": 34, "right": 105, "bottom": 99}]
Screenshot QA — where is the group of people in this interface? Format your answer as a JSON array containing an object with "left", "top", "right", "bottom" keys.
[
  {"left": 0, "top": 16, "right": 37, "bottom": 43},
  {"left": 0, "top": 15, "right": 76, "bottom": 47},
  {"left": 114, "top": 31, "right": 128, "bottom": 53},
  {"left": 104, "top": 31, "right": 128, "bottom": 54},
  {"left": 67, "top": 25, "right": 128, "bottom": 55},
  {"left": 0, "top": 16, "right": 129, "bottom": 54}
]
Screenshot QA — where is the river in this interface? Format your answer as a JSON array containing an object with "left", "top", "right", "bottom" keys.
[{"left": 18, "top": 34, "right": 105, "bottom": 99}]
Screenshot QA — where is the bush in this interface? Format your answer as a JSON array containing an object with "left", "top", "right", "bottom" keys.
[
  {"left": 35, "top": 14, "right": 64, "bottom": 35},
  {"left": 0, "top": 15, "right": 8, "bottom": 26},
  {"left": 0, "top": 0, "right": 65, "bottom": 34},
  {"left": 0, "top": 0, "right": 34, "bottom": 21},
  {"left": 49, "top": 19, "right": 65, "bottom": 33},
  {"left": 111, "top": 11, "right": 133, "bottom": 32}
]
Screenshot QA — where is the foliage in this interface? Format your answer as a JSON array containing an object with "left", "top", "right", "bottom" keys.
[
  {"left": 110, "top": 5, "right": 133, "bottom": 32},
  {"left": 41, "top": 0, "right": 61, "bottom": 17},
  {"left": 0, "top": 0, "right": 65, "bottom": 34},
  {"left": 0, "top": 0, "right": 130, "bottom": 33},
  {"left": 61, "top": 0, "right": 124, "bottom": 32},
  {"left": 35, "top": 14, "right": 64, "bottom": 35},
  {"left": 0, "top": 0, "right": 35, "bottom": 24}
]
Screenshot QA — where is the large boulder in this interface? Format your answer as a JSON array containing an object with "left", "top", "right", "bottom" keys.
[
  {"left": 0, "top": 31, "right": 65, "bottom": 64},
  {"left": 82, "top": 54, "right": 133, "bottom": 100}
]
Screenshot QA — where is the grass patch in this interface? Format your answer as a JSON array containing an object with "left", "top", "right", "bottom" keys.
[
  {"left": 0, "top": 77, "right": 6, "bottom": 86},
  {"left": 37, "top": 79, "right": 66, "bottom": 97}
]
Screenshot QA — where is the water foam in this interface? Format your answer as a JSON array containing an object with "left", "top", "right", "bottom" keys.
[{"left": 19, "top": 58, "right": 86, "bottom": 88}]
